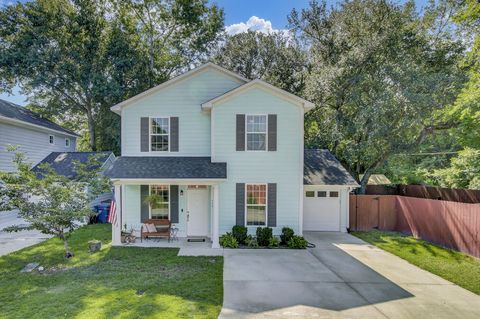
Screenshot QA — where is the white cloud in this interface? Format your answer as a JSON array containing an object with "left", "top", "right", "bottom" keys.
[{"left": 225, "top": 16, "right": 284, "bottom": 35}]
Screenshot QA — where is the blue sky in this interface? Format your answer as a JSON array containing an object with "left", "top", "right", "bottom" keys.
[{"left": 0, "top": 0, "right": 429, "bottom": 106}]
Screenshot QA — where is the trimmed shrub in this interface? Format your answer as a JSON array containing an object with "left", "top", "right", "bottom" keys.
[
  {"left": 256, "top": 227, "right": 272, "bottom": 246},
  {"left": 287, "top": 235, "right": 308, "bottom": 249},
  {"left": 232, "top": 225, "right": 248, "bottom": 245},
  {"left": 280, "top": 227, "right": 294, "bottom": 245},
  {"left": 245, "top": 235, "right": 259, "bottom": 248},
  {"left": 220, "top": 232, "right": 238, "bottom": 248},
  {"left": 268, "top": 236, "right": 280, "bottom": 248}
]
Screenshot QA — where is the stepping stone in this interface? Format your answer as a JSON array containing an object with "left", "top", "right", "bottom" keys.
[{"left": 20, "top": 262, "right": 39, "bottom": 273}]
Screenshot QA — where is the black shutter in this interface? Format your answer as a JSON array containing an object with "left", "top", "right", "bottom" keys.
[
  {"left": 236, "top": 114, "right": 245, "bottom": 151},
  {"left": 170, "top": 185, "right": 179, "bottom": 223},
  {"left": 140, "top": 185, "right": 149, "bottom": 222},
  {"left": 268, "top": 114, "right": 277, "bottom": 151},
  {"left": 236, "top": 183, "right": 245, "bottom": 225},
  {"left": 141, "top": 117, "right": 149, "bottom": 152},
  {"left": 170, "top": 117, "right": 179, "bottom": 152},
  {"left": 267, "top": 183, "right": 277, "bottom": 227}
]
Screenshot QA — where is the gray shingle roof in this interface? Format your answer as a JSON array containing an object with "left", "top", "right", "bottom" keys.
[
  {"left": 0, "top": 99, "right": 78, "bottom": 136},
  {"left": 104, "top": 157, "right": 227, "bottom": 179},
  {"left": 304, "top": 149, "right": 359, "bottom": 186},
  {"left": 32, "top": 152, "right": 113, "bottom": 179}
]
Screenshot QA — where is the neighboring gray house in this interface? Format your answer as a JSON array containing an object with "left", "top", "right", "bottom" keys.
[
  {"left": 0, "top": 99, "right": 78, "bottom": 172},
  {"left": 32, "top": 151, "right": 116, "bottom": 206}
]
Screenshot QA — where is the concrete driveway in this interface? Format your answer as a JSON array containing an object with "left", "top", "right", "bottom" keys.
[
  {"left": 0, "top": 210, "right": 50, "bottom": 256},
  {"left": 220, "top": 232, "right": 480, "bottom": 319}
]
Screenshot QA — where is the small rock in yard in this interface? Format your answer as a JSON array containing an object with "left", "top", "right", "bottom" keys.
[
  {"left": 209, "top": 258, "right": 216, "bottom": 263},
  {"left": 136, "top": 290, "right": 145, "bottom": 296},
  {"left": 21, "top": 262, "right": 39, "bottom": 273},
  {"left": 38, "top": 266, "right": 44, "bottom": 272}
]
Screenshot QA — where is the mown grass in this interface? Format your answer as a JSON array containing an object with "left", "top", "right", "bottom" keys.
[
  {"left": 0, "top": 224, "right": 223, "bottom": 319},
  {"left": 352, "top": 230, "right": 480, "bottom": 295}
]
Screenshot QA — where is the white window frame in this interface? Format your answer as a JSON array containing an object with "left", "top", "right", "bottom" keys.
[
  {"left": 65, "top": 138, "right": 70, "bottom": 148},
  {"left": 245, "top": 183, "right": 268, "bottom": 227},
  {"left": 245, "top": 114, "right": 268, "bottom": 152},
  {"left": 148, "top": 185, "right": 170, "bottom": 220},
  {"left": 49, "top": 135, "right": 54, "bottom": 145},
  {"left": 149, "top": 117, "right": 170, "bottom": 152}
]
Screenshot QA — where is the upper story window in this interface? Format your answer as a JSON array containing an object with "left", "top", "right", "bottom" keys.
[
  {"left": 246, "top": 184, "right": 267, "bottom": 226},
  {"left": 246, "top": 115, "right": 267, "bottom": 151},
  {"left": 65, "top": 138, "right": 70, "bottom": 147},
  {"left": 49, "top": 135, "right": 54, "bottom": 145},
  {"left": 151, "top": 117, "right": 169, "bottom": 152}
]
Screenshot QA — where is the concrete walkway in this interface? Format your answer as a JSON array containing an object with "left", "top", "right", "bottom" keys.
[
  {"left": 0, "top": 211, "right": 51, "bottom": 256},
  {"left": 220, "top": 232, "right": 480, "bottom": 319}
]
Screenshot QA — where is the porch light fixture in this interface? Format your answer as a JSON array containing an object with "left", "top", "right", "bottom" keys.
[{"left": 180, "top": 189, "right": 184, "bottom": 196}]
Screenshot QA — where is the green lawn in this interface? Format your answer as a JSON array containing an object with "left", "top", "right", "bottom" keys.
[
  {"left": 352, "top": 230, "right": 480, "bottom": 295},
  {"left": 0, "top": 224, "right": 223, "bottom": 319}
]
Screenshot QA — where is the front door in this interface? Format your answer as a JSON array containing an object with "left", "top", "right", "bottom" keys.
[{"left": 187, "top": 187, "right": 209, "bottom": 237}]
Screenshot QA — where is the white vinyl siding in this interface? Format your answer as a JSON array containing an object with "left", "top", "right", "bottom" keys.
[{"left": 0, "top": 120, "right": 76, "bottom": 172}]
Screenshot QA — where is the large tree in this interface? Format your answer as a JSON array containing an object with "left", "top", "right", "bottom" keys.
[
  {"left": 213, "top": 30, "right": 308, "bottom": 94},
  {"left": 289, "top": 0, "right": 465, "bottom": 193},
  {"left": 0, "top": 0, "right": 224, "bottom": 152}
]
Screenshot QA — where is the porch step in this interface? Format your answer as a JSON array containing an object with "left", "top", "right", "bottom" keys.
[{"left": 187, "top": 237, "right": 206, "bottom": 242}]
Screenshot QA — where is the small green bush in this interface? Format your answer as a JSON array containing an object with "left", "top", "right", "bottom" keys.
[
  {"left": 288, "top": 235, "right": 308, "bottom": 249},
  {"left": 232, "top": 225, "right": 248, "bottom": 245},
  {"left": 245, "top": 235, "right": 259, "bottom": 248},
  {"left": 268, "top": 236, "right": 280, "bottom": 248},
  {"left": 280, "top": 227, "right": 294, "bottom": 245},
  {"left": 219, "top": 232, "right": 238, "bottom": 248},
  {"left": 256, "top": 227, "right": 272, "bottom": 246}
]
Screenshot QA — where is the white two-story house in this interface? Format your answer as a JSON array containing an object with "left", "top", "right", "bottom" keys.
[{"left": 105, "top": 63, "right": 358, "bottom": 248}]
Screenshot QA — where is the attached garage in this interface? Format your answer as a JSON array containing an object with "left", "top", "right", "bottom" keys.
[{"left": 303, "top": 150, "right": 359, "bottom": 233}]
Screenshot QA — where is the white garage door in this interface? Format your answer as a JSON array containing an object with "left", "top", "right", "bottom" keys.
[{"left": 303, "top": 190, "right": 341, "bottom": 231}]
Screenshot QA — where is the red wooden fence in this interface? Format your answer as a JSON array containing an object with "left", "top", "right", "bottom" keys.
[{"left": 350, "top": 195, "right": 480, "bottom": 258}]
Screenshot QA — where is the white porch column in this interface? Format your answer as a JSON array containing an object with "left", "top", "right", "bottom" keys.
[
  {"left": 112, "top": 184, "right": 122, "bottom": 245},
  {"left": 211, "top": 184, "right": 220, "bottom": 248}
]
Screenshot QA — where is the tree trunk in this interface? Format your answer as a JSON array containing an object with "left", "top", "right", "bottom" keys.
[
  {"left": 358, "top": 169, "right": 373, "bottom": 195},
  {"left": 59, "top": 232, "right": 73, "bottom": 258},
  {"left": 86, "top": 109, "right": 96, "bottom": 151}
]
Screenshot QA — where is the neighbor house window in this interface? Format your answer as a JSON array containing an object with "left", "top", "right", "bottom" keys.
[
  {"left": 246, "top": 115, "right": 267, "bottom": 151},
  {"left": 65, "top": 138, "right": 70, "bottom": 147},
  {"left": 150, "top": 185, "right": 169, "bottom": 219},
  {"left": 150, "top": 117, "right": 169, "bottom": 151},
  {"left": 317, "top": 191, "right": 327, "bottom": 197},
  {"left": 305, "top": 191, "right": 315, "bottom": 197},
  {"left": 49, "top": 135, "right": 54, "bottom": 144},
  {"left": 329, "top": 191, "right": 339, "bottom": 197},
  {"left": 246, "top": 184, "right": 267, "bottom": 226}
]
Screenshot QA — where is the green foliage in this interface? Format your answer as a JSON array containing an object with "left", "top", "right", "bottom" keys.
[
  {"left": 0, "top": 0, "right": 224, "bottom": 152},
  {"left": 219, "top": 232, "right": 238, "bottom": 248},
  {"left": 255, "top": 227, "right": 272, "bottom": 246},
  {"left": 289, "top": 0, "right": 465, "bottom": 193},
  {"left": 0, "top": 148, "right": 111, "bottom": 257},
  {"left": 214, "top": 31, "right": 307, "bottom": 94},
  {"left": 245, "top": 235, "right": 259, "bottom": 248},
  {"left": 280, "top": 227, "right": 295, "bottom": 245},
  {"left": 268, "top": 236, "right": 280, "bottom": 248},
  {"left": 231, "top": 225, "right": 248, "bottom": 245},
  {"left": 287, "top": 235, "right": 308, "bottom": 249},
  {"left": 353, "top": 230, "right": 480, "bottom": 295},
  {"left": 0, "top": 224, "right": 224, "bottom": 318},
  {"left": 429, "top": 148, "right": 480, "bottom": 189}
]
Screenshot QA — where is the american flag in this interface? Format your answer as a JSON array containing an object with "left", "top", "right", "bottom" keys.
[{"left": 107, "top": 199, "right": 117, "bottom": 225}]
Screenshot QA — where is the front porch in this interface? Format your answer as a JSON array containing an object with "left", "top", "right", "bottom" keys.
[
  {"left": 111, "top": 181, "right": 221, "bottom": 249},
  {"left": 117, "top": 237, "right": 224, "bottom": 256}
]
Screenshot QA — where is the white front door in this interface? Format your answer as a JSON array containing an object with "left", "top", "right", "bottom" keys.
[{"left": 187, "top": 188, "right": 209, "bottom": 237}]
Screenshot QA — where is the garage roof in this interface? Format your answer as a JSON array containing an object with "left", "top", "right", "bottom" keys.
[{"left": 304, "top": 149, "right": 359, "bottom": 186}]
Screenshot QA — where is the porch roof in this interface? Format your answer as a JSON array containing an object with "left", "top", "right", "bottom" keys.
[{"left": 104, "top": 156, "right": 226, "bottom": 179}]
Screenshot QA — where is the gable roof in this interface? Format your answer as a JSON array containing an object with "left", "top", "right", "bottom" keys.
[
  {"left": 32, "top": 152, "right": 114, "bottom": 179},
  {"left": 201, "top": 79, "right": 315, "bottom": 111},
  {"left": 304, "top": 149, "right": 359, "bottom": 186},
  {"left": 104, "top": 156, "right": 227, "bottom": 179},
  {"left": 110, "top": 63, "right": 248, "bottom": 114},
  {"left": 0, "top": 99, "right": 78, "bottom": 137}
]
